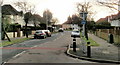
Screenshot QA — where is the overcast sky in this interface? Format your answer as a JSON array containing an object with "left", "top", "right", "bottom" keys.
[{"left": 2, "top": 0, "right": 118, "bottom": 24}]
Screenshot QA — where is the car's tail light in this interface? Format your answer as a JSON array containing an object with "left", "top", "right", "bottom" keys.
[{"left": 40, "top": 33, "right": 44, "bottom": 35}]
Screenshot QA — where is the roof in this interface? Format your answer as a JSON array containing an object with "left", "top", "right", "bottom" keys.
[
  {"left": 111, "top": 11, "right": 120, "bottom": 20},
  {"left": 97, "top": 11, "right": 120, "bottom": 23},
  {"left": 2, "top": 4, "right": 23, "bottom": 16},
  {"left": 96, "top": 17, "right": 108, "bottom": 23}
]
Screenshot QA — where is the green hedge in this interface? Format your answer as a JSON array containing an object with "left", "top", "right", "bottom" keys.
[{"left": 7, "top": 23, "right": 21, "bottom": 32}]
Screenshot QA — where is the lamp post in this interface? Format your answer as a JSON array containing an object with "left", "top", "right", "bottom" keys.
[
  {"left": 80, "top": 12, "right": 88, "bottom": 40},
  {"left": 79, "top": 6, "right": 88, "bottom": 53}
]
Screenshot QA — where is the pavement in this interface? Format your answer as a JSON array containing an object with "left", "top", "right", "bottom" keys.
[{"left": 67, "top": 33, "right": 120, "bottom": 64}]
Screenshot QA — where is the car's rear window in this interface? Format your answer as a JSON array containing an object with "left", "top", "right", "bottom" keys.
[
  {"left": 73, "top": 31, "right": 79, "bottom": 33},
  {"left": 36, "top": 31, "right": 42, "bottom": 33}
]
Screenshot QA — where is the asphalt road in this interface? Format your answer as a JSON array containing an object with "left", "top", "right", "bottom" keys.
[
  {"left": 2, "top": 32, "right": 61, "bottom": 62},
  {"left": 2, "top": 31, "right": 95, "bottom": 63}
]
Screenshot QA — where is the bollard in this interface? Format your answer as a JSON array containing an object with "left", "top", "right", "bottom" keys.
[
  {"left": 87, "top": 42, "right": 91, "bottom": 58},
  {"left": 73, "top": 36, "right": 76, "bottom": 52}
]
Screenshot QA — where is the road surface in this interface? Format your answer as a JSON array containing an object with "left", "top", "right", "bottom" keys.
[{"left": 2, "top": 31, "right": 95, "bottom": 63}]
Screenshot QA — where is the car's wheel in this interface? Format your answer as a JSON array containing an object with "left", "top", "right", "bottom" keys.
[
  {"left": 34, "top": 36, "right": 37, "bottom": 39},
  {"left": 37, "top": 36, "right": 39, "bottom": 39},
  {"left": 43, "top": 36, "right": 45, "bottom": 39}
]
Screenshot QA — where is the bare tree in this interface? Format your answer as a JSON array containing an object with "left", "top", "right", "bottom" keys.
[
  {"left": 0, "top": 0, "right": 3, "bottom": 6},
  {"left": 51, "top": 18, "right": 59, "bottom": 25},
  {"left": 43, "top": 9, "right": 53, "bottom": 26},
  {"left": 97, "top": 0, "right": 120, "bottom": 11},
  {"left": 14, "top": 1, "right": 34, "bottom": 38},
  {"left": 76, "top": 2, "right": 96, "bottom": 21},
  {"left": 24, "top": 12, "right": 32, "bottom": 38},
  {"left": 77, "top": 2, "right": 91, "bottom": 13},
  {"left": 14, "top": 1, "right": 35, "bottom": 13}
]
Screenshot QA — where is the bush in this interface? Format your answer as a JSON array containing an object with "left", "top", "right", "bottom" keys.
[
  {"left": 94, "top": 25, "right": 114, "bottom": 29},
  {"left": 7, "top": 23, "right": 21, "bottom": 32}
]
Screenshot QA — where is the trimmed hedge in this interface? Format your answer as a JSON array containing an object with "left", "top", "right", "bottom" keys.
[{"left": 7, "top": 23, "right": 21, "bottom": 32}]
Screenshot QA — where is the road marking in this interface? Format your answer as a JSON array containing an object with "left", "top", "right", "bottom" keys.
[
  {"left": 1, "top": 62, "right": 7, "bottom": 65},
  {"left": 13, "top": 51, "right": 26, "bottom": 58},
  {"left": 32, "top": 45, "right": 38, "bottom": 48}
]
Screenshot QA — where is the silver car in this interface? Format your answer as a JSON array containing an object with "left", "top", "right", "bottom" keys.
[
  {"left": 34, "top": 30, "right": 47, "bottom": 39},
  {"left": 71, "top": 29, "right": 80, "bottom": 37}
]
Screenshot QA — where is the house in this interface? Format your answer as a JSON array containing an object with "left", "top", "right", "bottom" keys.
[
  {"left": 62, "top": 23, "right": 80, "bottom": 30},
  {"left": 110, "top": 12, "right": 120, "bottom": 27},
  {"left": 96, "top": 11, "right": 120, "bottom": 27},
  {"left": 111, "top": 20, "right": 120, "bottom": 27},
  {"left": 2, "top": 4, "right": 25, "bottom": 27},
  {"left": 62, "top": 24, "right": 71, "bottom": 29},
  {"left": 71, "top": 24, "right": 80, "bottom": 30}
]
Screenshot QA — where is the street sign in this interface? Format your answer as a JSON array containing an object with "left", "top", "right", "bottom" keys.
[{"left": 81, "top": 20, "right": 86, "bottom": 24}]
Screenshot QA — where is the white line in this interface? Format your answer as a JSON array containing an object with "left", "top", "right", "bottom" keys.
[
  {"left": 33, "top": 45, "right": 38, "bottom": 48},
  {"left": 30, "top": 45, "right": 38, "bottom": 48},
  {"left": 1, "top": 62, "right": 7, "bottom": 65},
  {"left": 12, "top": 51, "right": 26, "bottom": 58}
]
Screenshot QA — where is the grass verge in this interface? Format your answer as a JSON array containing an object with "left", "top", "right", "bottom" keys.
[
  {"left": 82, "top": 36, "right": 100, "bottom": 46},
  {"left": 64, "top": 29, "right": 72, "bottom": 31},
  {"left": 0, "top": 38, "right": 31, "bottom": 47}
]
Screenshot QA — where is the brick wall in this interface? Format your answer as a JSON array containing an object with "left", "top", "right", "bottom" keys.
[{"left": 95, "top": 28, "right": 120, "bottom": 44}]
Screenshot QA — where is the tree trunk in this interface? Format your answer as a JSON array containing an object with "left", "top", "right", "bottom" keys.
[
  {"left": 13, "top": 26, "right": 15, "bottom": 38},
  {"left": 17, "top": 28, "right": 21, "bottom": 37},
  {"left": 25, "top": 22, "right": 28, "bottom": 38},
  {"left": 34, "top": 22, "right": 36, "bottom": 30},
  {"left": 2, "top": 27, "right": 11, "bottom": 42}
]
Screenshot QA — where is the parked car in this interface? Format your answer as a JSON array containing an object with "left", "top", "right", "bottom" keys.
[
  {"left": 71, "top": 29, "right": 80, "bottom": 37},
  {"left": 58, "top": 28, "right": 64, "bottom": 32},
  {"left": 34, "top": 30, "right": 47, "bottom": 39},
  {"left": 43, "top": 30, "right": 51, "bottom": 37}
]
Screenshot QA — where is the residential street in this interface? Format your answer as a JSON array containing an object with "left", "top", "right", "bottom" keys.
[
  {"left": 1, "top": 0, "right": 120, "bottom": 65},
  {"left": 2, "top": 31, "right": 95, "bottom": 63}
]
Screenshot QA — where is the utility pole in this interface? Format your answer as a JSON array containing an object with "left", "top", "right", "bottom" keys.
[
  {"left": 80, "top": 6, "right": 88, "bottom": 39},
  {"left": 80, "top": 5, "right": 88, "bottom": 53}
]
